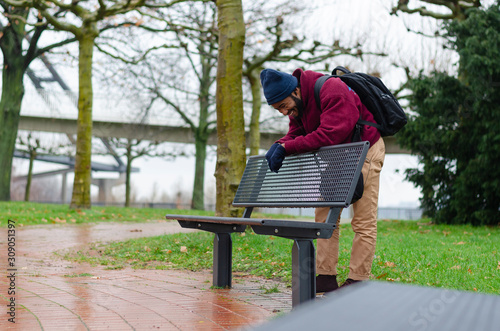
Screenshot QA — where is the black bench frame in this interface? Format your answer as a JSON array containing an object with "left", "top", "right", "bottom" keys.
[{"left": 166, "top": 141, "right": 369, "bottom": 307}]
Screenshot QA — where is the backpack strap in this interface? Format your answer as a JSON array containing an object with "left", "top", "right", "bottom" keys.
[
  {"left": 332, "top": 66, "right": 350, "bottom": 75},
  {"left": 313, "top": 75, "right": 333, "bottom": 110},
  {"left": 357, "top": 119, "right": 383, "bottom": 130},
  {"left": 314, "top": 74, "right": 364, "bottom": 142}
]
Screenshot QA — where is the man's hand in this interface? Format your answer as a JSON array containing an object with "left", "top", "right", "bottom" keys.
[
  {"left": 269, "top": 144, "right": 286, "bottom": 173},
  {"left": 265, "top": 143, "right": 280, "bottom": 167}
]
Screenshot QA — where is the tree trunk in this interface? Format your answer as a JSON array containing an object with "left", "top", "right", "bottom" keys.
[
  {"left": 125, "top": 143, "right": 132, "bottom": 207},
  {"left": 0, "top": 63, "right": 25, "bottom": 201},
  {"left": 248, "top": 69, "right": 262, "bottom": 156},
  {"left": 215, "top": 0, "right": 246, "bottom": 217},
  {"left": 191, "top": 56, "right": 212, "bottom": 211},
  {"left": 70, "top": 29, "right": 98, "bottom": 209},
  {"left": 192, "top": 133, "right": 207, "bottom": 210},
  {"left": 24, "top": 150, "right": 35, "bottom": 202},
  {"left": 0, "top": 20, "right": 28, "bottom": 201}
]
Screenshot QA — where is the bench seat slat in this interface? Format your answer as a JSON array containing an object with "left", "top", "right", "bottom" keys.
[{"left": 165, "top": 214, "right": 333, "bottom": 230}]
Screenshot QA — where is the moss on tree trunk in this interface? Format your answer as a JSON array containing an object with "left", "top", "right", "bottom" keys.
[
  {"left": 70, "top": 30, "right": 97, "bottom": 209},
  {"left": 248, "top": 69, "right": 262, "bottom": 156},
  {"left": 214, "top": 0, "right": 246, "bottom": 217},
  {"left": 0, "top": 61, "right": 25, "bottom": 201}
]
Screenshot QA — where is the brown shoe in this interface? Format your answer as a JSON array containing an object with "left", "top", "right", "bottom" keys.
[
  {"left": 316, "top": 275, "right": 338, "bottom": 293},
  {"left": 339, "top": 278, "right": 361, "bottom": 288}
]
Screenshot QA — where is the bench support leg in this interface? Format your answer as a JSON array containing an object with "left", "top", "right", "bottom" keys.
[
  {"left": 213, "top": 233, "right": 232, "bottom": 288},
  {"left": 291, "top": 239, "right": 316, "bottom": 307}
]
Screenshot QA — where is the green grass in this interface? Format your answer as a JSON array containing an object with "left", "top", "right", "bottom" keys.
[
  {"left": 65, "top": 219, "right": 500, "bottom": 295},
  {"left": 0, "top": 201, "right": 302, "bottom": 227},
  {"left": 0, "top": 201, "right": 215, "bottom": 227}
]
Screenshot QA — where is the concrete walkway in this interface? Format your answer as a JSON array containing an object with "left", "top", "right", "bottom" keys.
[{"left": 0, "top": 221, "right": 292, "bottom": 330}]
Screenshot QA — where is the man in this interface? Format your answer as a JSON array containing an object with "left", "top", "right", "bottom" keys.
[{"left": 260, "top": 68, "right": 385, "bottom": 292}]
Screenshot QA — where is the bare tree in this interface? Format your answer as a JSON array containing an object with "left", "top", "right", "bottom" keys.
[
  {"left": 98, "top": 137, "right": 166, "bottom": 207},
  {"left": 4, "top": 0, "right": 205, "bottom": 209},
  {"left": 93, "top": 2, "right": 219, "bottom": 211},
  {"left": 391, "top": 0, "right": 481, "bottom": 21},
  {"left": 15, "top": 131, "right": 73, "bottom": 201},
  {"left": 0, "top": 3, "right": 76, "bottom": 201}
]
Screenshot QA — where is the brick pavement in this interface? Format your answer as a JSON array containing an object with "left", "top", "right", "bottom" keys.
[{"left": 0, "top": 222, "right": 292, "bottom": 330}]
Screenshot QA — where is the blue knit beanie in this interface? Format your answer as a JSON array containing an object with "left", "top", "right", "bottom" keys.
[{"left": 260, "top": 69, "right": 298, "bottom": 105}]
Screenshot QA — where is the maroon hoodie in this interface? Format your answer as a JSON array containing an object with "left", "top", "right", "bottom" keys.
[{"left": 277, "top": 69, "right": 381, "bottom": 155}]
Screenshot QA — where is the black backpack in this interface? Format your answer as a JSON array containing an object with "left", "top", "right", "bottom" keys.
[{"left": 314, "top": 66, "right": 407, "bottom": 137}]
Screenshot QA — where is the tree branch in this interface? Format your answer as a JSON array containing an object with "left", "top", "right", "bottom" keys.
[
  {"left": 95, "top": 42, "right": 179, "bottom": 65},
  {"left": 392, "top": 3, "right": 455, "bottom": 19},
  {"left": 39, "top": 8, "right": 81, "bottom": 36},
  {"left": 143, "top": 0, "right": 212, "bottom": 9},
  {"left": 149, "top": 87, "right": 196, "bottom": 130},
  {"left": 35, "top": 36, "right": 78, "bottom": 56}
]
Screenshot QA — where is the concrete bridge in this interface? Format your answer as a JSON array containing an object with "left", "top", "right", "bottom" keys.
[{"left": 18, "top": 115, "right": 410, "bottom": 154}]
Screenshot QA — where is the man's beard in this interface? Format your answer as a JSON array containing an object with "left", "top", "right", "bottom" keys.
[{"left": 290, "top": 95, "right": 304, "bottom": 118}]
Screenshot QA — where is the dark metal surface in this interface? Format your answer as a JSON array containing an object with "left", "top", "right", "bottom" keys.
[
  {"left": 213, "top": 233, "right": 232, "bottom": 288},
  {"left": 233, "top": 141, "right": 369, "bottom": 208},
  {"left": 254, "top": 282, "right": 500, "bottom": 331},
  {"left": 170, "top": 215, "right": 334, "bottom": 239},
  {"left": 291, "top": 240, "right": 316, "bottom": 307},
  {"left": 167, "top": 214, "right": 264, "bottom": 226},
  {"left": 251, "top": 222, "right": 333, "bottom": 239},
  {"left": 177, "top": 220, "right": 246, "bottom": 234}
]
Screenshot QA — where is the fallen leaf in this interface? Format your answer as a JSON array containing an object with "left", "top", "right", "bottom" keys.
[
  {"left": 451, "top": 265, "right": 461, "bottom": 270},
  {"left": 384, "top": 261, "right": 396, "bottom": 267},
  {"left": 453, "top": 241, "right": 466, "bottom": 245},
  {"left": 180, "top": 246, "right": 188, "bottom": 253},
  {"left": 41, "top": 218, "right": 48, "bottom": 223},
  {"left": 497, "top": 262, "right": 500, "bottom": 270},
  {"left": 144, "top": 246, "right": 151, "bottom": 252},
  {"left": 376, "top": 272, "right": 388, "bottom": 279},
  {"left": 468, "top": 268, "right": 472, "bottom": 274}
]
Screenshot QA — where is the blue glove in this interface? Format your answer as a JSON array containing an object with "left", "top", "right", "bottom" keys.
[
  {"left": 269, "top": 144, "right": 286, "bottom": 173},
  {"left": 265, "top": 143, "right": 280, "bottom": 167}
]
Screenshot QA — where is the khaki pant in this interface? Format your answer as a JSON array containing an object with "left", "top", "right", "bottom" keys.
[{"left": 315, "top": 137, "right": 385, "bottom": 280}]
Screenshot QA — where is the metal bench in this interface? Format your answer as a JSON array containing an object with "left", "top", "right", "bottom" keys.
[{"left": 166, "top": 141, "right": 369, "bottom": 307}]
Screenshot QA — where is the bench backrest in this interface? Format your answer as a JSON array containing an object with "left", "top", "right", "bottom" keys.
[{"left": 233, "top": 141, "right": 370, "bottom": 209}]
